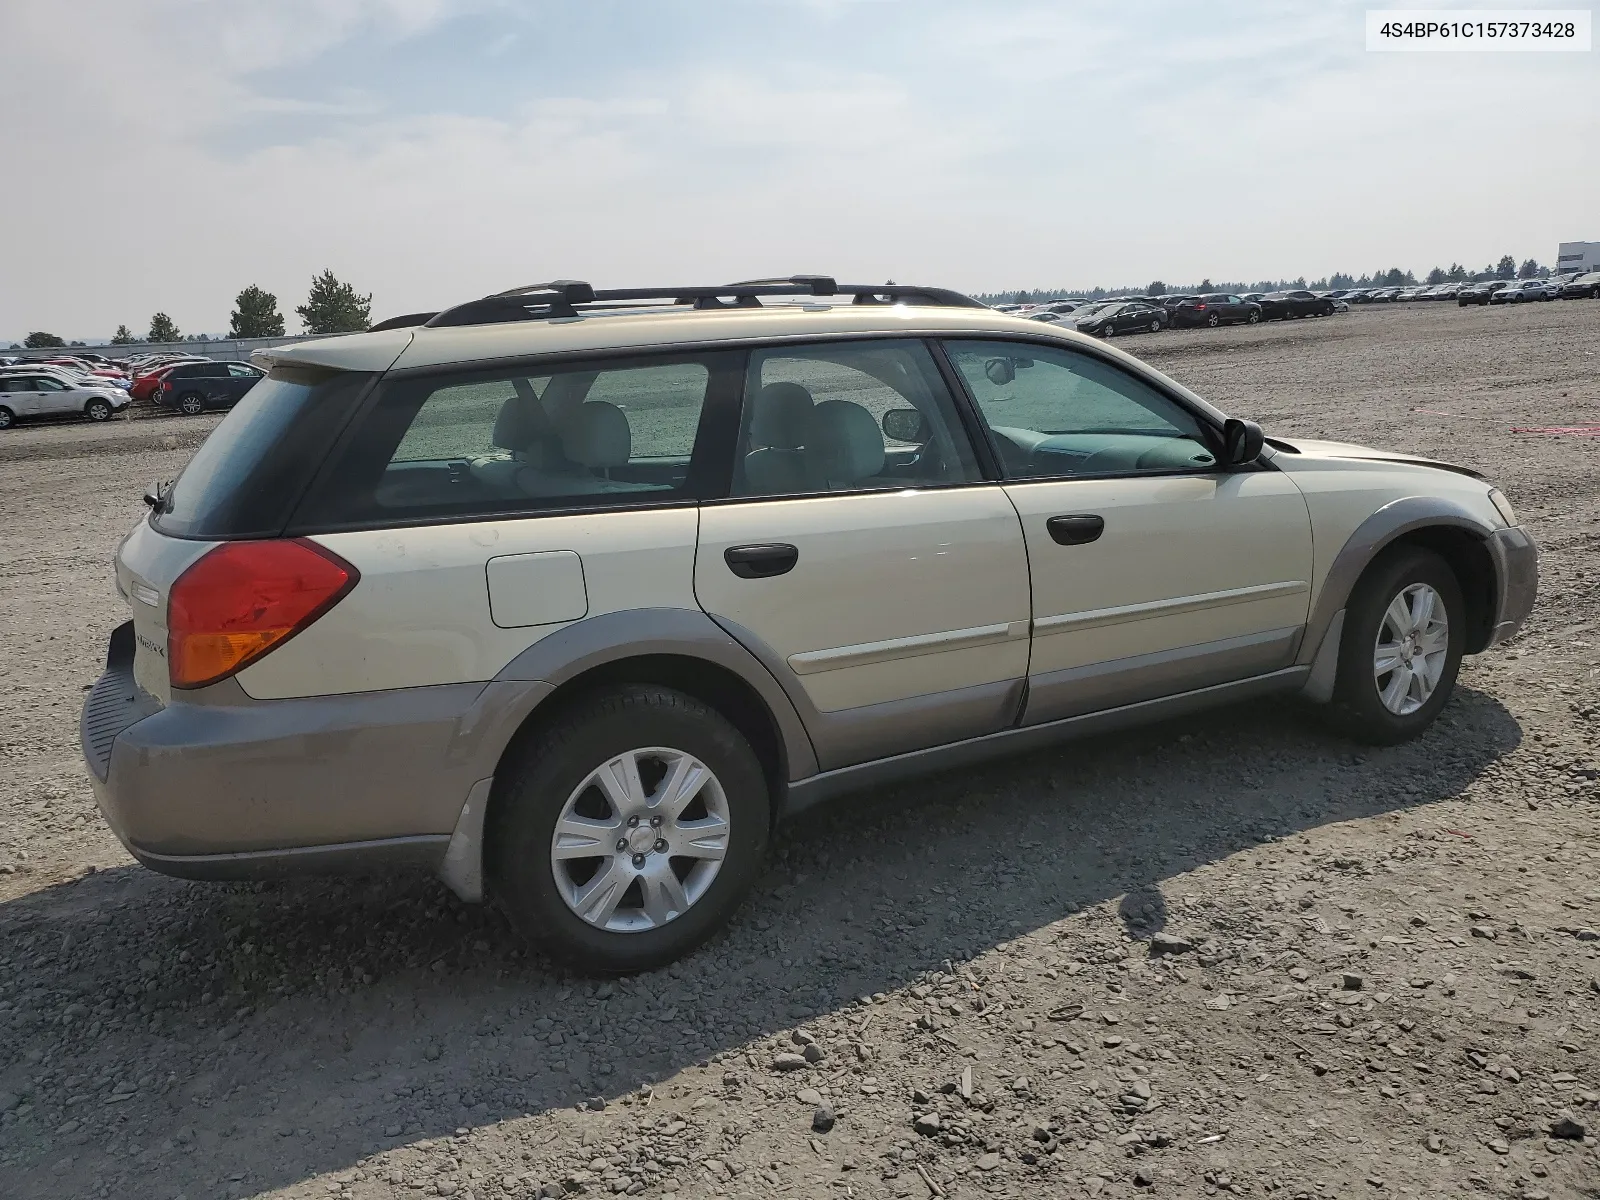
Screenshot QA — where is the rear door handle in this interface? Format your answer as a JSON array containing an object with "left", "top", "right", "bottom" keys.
[
  {"left": 724, "top": 543, "right": 799, "bottom": 579},
  {"left": 1045, "top": 515, "right": 1105, "bottom": 546}
]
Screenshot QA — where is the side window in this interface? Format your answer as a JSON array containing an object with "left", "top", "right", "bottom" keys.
[
  {"left": 733, "top": 340, "right": 980, "bottom": 497},
  {"left": 298, "top": 352, "right": 734, "bottom": 527},
  {"left": 944, "top": 340, "right": 1218, "bottom": 479},
  {"left": 227, "top": 364, "right": 257, "bottom": 378},
  {"left": 36, "top": 378, "right": 66, "bottom": 392}
]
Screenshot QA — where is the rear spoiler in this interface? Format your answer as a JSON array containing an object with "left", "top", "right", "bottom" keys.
[{"left": 250, "top": 329, "right": 415, "bottom": 375}]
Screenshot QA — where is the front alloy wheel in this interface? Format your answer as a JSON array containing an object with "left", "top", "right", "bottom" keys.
[
  {"left": 1329, "top": 545, "right": 1464, "bottom": 744},
  {"left": 1372, "top": 584, "right": 1449, "bottom": 715}
]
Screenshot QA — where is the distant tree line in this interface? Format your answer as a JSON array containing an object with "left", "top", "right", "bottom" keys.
[
  {"left": 19, "top": 270, "right": 372, "bottom": 350},
  {"left": 978, "top": 254, "right": 1549, "bottom": 305}
]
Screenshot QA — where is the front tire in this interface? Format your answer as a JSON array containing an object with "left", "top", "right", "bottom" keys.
[
  {"left": 1247, "top": 311, "right": 1261, "bottom": 325},
  {"left": 85, "top": 398, "right": 113, "bottom": 422},
  {"left": 1329, "top": 546, "right": 1464, "bottom": 745},
  {"left": 0, "top": 406, "right": 13, "bottom": 430},
  {"left": 487, "top": 685, "right": 770, "bottom": 973},
  {"left": 177, "top": 392, "right": 206, "bottom": 416}
]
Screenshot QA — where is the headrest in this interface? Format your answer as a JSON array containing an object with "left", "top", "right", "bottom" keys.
[
  {"left": 492, "top": 388, "right": 552, "bottom": 453},
  {"left": 805, "top": 400, "right": 883, "bottom": 485},
  {"left": 562, "top": 401, "right": 631, "bottom": 469},
  {"left": 749, "top": 382, "right": 814, "bottom": 450}
]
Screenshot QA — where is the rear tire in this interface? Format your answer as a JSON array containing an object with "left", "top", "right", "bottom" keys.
[
  {"left": 85, "top": 398, "right": 113, "bottom": 422},
  {"left": 1327, "top": 546, "right": 1464, "bottom": 745},
  {"left": 0, "top": 406, "right": 13, "bottom": 430},
  {"left": 1207, "top": 312, "right": 1221, "bottom": 328},
  {"left": 487, "top": 685, "right": 771, "bottom": 974},
  {"left": 177, "top": 392, "right": 206, "bottom": 416}
]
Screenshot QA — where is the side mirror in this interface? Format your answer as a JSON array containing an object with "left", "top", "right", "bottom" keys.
[
  {"left": 1221, "top": 418, "right": 1265, "bottom": 466},
  {"left": 882, "top": 408, "right": 930, "bottom": 443},
  {"left": 984, "top": 358, "right": 1015, "bottom": 386}
]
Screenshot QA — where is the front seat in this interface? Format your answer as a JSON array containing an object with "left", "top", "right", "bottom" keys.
[
  {"left": 804, "top": 399, "right": 885, "bottom": 491},
  {"left": 742, "top": 381, "right": 814, "bottom": 495}
]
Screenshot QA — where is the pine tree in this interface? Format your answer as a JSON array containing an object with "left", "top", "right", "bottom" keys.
[
  {"left": 110, "top": 324, "right": 138, "bottom": 345},
  {"left": 296, "top": 270, "right": 371, "bottom": 335},
  {"left": 23, "top": 331, "right": 65, "bottom": 348},
  {"left": 1495, "top": 255, "right": 1516, "bottom": 280},
  {"left": 229, "top": 285, "right": 287, "bottom": 338},
  {"left": 147, "top": 313, "right": 182, "bottom": 343}
]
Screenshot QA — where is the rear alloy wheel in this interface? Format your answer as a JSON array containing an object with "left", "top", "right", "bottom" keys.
[
  {"left": 1207, "top": 312, "right": 1221, "bottom": 328},
  {"left": 488, "top": 685, "right": 770, "bottom": 973},
  {"left": 1329, "top": 546, "right": 1464, "bottom": 745},
  {"left": 0, "top": 406, "right": 14, "bottom": 430},
  {"left": 85, "top": 398, "right": 113, "bottom": 422},
  {"left": 177, "top": 392, "right": 206, "bottom": 416}
]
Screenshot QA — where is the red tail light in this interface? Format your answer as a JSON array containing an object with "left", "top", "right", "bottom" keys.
[
  {"left": 1195, "top": 303, "right": 1207, "bottom": 310},
  {"left": 167, "top": 539, "right": 358, "bottom": 689}
]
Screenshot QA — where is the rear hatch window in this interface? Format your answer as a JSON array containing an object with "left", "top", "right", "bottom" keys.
[{"left": 153, "top": 366, "right": 374, "bottom": 539}]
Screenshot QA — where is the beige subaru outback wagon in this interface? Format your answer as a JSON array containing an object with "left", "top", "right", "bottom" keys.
[{"left": 82, "top": 276, "right": 1536, "bottom": 972}]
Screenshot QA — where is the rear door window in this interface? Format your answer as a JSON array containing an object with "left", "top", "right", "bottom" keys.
[{"left": 293, "top": 351, "right": 740, "bottom": 529}]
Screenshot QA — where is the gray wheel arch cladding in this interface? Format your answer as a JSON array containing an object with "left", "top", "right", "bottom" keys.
[
  {"left": 1298, "top": 495, "right": 1500, "bottom": 702},
  {"left": 439, "top": 608, "right": 819, "bottom": 903}
]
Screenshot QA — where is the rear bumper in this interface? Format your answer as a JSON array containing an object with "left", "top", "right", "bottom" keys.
[
  {"left": 80, "top": 622, "right": 548, "bottom": 882},
  {"left": 1486, "top": 525, "right": 1538, "bottom": 647}
]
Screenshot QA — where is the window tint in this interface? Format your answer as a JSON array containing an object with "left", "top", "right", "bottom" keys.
[
  {"left": 944, "top": 340, "right": 1217, "bottom": 479},
  {"left": 156, "top": 367, "right": 375, "bottom": 539},
  {"left": 297, "top": 352, "right": 735, "bottom": 528},
  {"left": 227, "top": 363, "right": 258, "bottom": 377},
  {"left": 733, "top": 339, "right": 981, "bottom": 497},
  {"left": 36, "top": 378, "right": 66, "bottom": 391}
]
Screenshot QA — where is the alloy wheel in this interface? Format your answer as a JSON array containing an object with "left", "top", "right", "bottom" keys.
[
  {"left": 1373, "top": 583, "right": 1449, "bottom": 716},
  {"left": 549, "top": 746, "right": 730, "bottom": 933}
]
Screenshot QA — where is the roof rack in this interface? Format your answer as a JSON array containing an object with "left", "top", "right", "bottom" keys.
[{"left": 367, "top": 276, "right": 986, "bottom": 331}]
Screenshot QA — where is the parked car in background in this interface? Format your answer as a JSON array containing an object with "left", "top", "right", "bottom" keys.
[
  {"left": 130, "top": 358, "right": 210, "bottom": 403},
  {"left": 1169, "top": 294, "right": 1262, "bottom": 328},
  {"left": 155, "top": 360, "right": 265, "bottom": 415},
  {"left": 0, "top": 371, "right": 130, "bottom": 429},
  {"left": 1267, "top": 290, "right": 1336, "bottom": 319},
  {"left": 1331, "top": 297, "right": 1351, "bottom": 313},
  {"left": 1458, "top": 281, "right": 1510, "bottom": 306},
  {"left": 1070, "top": 300, "right": 1168, "bottom": 337},
  {"left": 1557, "top": 271, "right": 1600, "bottom": 299},
  {"left": 1491, "top": 282, "right": 1554, "bottom": 304}
]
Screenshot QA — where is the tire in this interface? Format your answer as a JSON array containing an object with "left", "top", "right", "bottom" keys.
[
  {"left": 177, "top": 392, "right": 206, "bottom": 416},
  {"left": 1247, "top": 311, "right": 1260, "bottom": 325},
  {"left": 487, "top": 684, "right": 771, "bottom": 973},
  {"left": 1207, "top": 312, "right": 1221, "bottom": 328},
  {"left": 0, "top": 406, "right": 13, "bottom": 430},
  {"left": 1149, "top": 320, "right": 1161, "bottom": 333},
  {"left": 1328, "top": 546, "right": 1465, "bottom": 745},
  {"left": 1102, "top": 324, "right": 1115, "bottom": 338},
  {"left": 85, "top": 398, "right": 113, "bottom": 422}
]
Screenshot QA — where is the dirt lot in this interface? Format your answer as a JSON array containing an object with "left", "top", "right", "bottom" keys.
[{"left": 1, "top": 302, "right": 1597, "bottom": 1200}]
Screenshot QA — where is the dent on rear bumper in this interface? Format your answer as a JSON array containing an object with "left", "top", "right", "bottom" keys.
[
  {"left": 84, "top": 668, "right": 550, "bottom": 869},
  {"left": 1485, "top": 525, "right": 1537, "bottom": 646}
]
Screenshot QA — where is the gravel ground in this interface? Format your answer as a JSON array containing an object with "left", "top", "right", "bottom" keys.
[{"left": 1, "top": 302, "right": 1596, "bottom": 1200}]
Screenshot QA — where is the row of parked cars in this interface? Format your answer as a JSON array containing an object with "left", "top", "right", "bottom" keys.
[
  {"left": 998, "top": 269, "right": 1600, "bottom": 338},
  {"left": 0, "top": 351, "right": 264, "bottom": 429},
  {"left": 996, "top": 288, "right": 1340, "bottom": 338}
]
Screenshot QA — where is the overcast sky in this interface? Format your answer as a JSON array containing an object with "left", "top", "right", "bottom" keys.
[{"left": 2, "top": 0, "right": 1595, "bottom": 341}]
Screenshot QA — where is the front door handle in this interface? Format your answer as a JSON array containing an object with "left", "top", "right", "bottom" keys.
[
  {"left": 724, "top": 543, "right": 799, "bottom": 579},
  {"left": 1046, "top": 514, "right": 1105, "bottom": 546}
]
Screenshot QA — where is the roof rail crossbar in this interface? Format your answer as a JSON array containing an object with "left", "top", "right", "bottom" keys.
[{"left": 420, "top": 278, "right": 986, "bottom": 329}]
